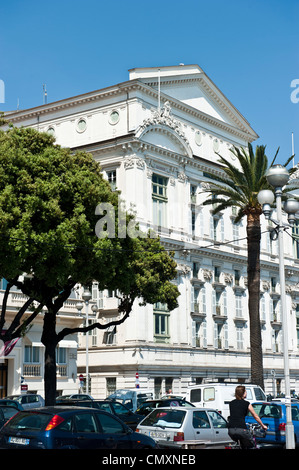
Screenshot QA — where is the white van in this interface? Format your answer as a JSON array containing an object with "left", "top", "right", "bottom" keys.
[
  {"left": 107, "top": 389, "right": 154, "bottom": 412},
  {"left": 183, "top": 383, "right": 266, "bottom": 419}
]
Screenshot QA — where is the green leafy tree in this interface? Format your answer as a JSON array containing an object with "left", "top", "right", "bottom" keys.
[
  {"left": 0, "top": 126, "right": 179, "bottom": 404},
  {"left": 203, "top": 143, "right": 293, "bottom": 388}
]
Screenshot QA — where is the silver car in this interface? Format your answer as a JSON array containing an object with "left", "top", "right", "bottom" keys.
[
  {"left": 5, "top": 394, "right": 45, "bottom": 409},
  {"left": 136, "top": 406, "right": 233, "bottom": 449}
]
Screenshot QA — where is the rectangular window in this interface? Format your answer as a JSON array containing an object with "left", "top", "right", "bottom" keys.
[
  {"left": 103, "top": 325, "right": 116, "bottom": 345},
  {"left": 236, "top": 326, "right": 244, "bottom": 350},
  {"left": 211, "top": 215, "right": 224, "bottom": 242},
  {"left": 152, "top": 174, "right": 168, "bottom": 227},
  {"left": 154, "top": 302, "right": 170, "bottom": 343},
  {"left": 271, "top": 277, "right": 277, "bottom": 293},
  {"left": 191, "top": 210, "right": 196, "bottom": 234},
  {"left": 190, "top": 185, "right": 197, "bottom": 203},
  {"left": 203, "top": 387, "right": 215, "bottom": 402},
  {"left": 107, "top": 170, "right": 117, "bottom": 191},
  {"left": 57, "top": 347, "right": 66, "bottom": 364},
  {"left": 235, "top": 293, "right": 243, "bottom": 317},
  {"left": 214, "top": 266, "right": 221, "bottom": 283},
  {"left": 234, "top": 270, "right": 240, "bottom": 286},
  {"left": 24, "top": 346, "right": 39, "bottom": 363},
  {"left": 232, "top": 219, "right": 240, "bottom": 245},
  {"left": 192, "top": 262, "right": 199, "bottom": 278},
  {"left": 106, "top": 377, "right": 116, "bottom": 396}
]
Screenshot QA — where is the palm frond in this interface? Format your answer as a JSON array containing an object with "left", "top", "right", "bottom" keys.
[
  {"left": 284, "top": 154, "right": 295, "bottom": 169},
  {"left": 203, "top": 143, "right": 274, "bottom": 220},
  {"left": 269, "top": 147, "right": 280, "bottom": 167}
]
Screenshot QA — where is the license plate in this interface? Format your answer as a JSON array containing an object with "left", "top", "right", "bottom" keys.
[
  {"left": 150, "top": 431, "right": 167, "bottom": 439},
  {"left": 8, "top": 436, "right": 30, "bottom": 445}
]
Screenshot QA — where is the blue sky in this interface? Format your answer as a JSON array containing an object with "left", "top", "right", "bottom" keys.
[{"left": 0, "top": 0, "right": 298, "bottom": 165}]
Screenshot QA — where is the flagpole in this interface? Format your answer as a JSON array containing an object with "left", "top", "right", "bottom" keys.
[
  {"left": 158, "top": 68, "right": 161, "bottom": 113},
  {"left": 292, "top": 132, "right": 295, "bottom": 167}
]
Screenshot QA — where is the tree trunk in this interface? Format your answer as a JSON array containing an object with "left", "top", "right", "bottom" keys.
[
  {"left": 42, "top": 309, "right": 58, "bottom": 406},
  {"left": 247, "top": 212, "right": 264, "bottom": 389}
]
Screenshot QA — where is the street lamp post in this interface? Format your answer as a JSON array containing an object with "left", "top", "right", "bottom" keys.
[
  {"left": 76, "top": 301, "right": 84, "bottom": 391},
  {"left": 82, "top": 288, "right": 92, "bottom": 395},
  {"left": 258, "top": 164, "right": 299, "bottom": 449}
]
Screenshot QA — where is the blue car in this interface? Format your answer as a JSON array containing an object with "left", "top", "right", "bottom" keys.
[
  {"left": 245, "top": 401, "right": 299, "bottom": 447},
  {"left": 0, "top": 406, "right": 157, "bottom": 449}
]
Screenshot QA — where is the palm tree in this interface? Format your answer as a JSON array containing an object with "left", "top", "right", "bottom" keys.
[{"left": 203, "top": 143, "right": 293, "bottom": 389}]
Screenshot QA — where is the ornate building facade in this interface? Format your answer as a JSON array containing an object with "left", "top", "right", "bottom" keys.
[{"left": 4, "top": 64, "right": 299, "bottom": 398}]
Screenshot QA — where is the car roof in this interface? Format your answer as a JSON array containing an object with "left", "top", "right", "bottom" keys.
[
  {"left": 147, "top": 406, "right": 215, "bottom": 412},
  {"left": 252, "top": 401, "right": 299, "bottom": 406},
  {"left": 18, "top": 405, "right": 114, "bottom": 415},
  {"left": 6, "top": 394, "right": 40, "bottom": 398}
]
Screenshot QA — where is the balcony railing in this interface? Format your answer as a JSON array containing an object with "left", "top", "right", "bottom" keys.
[
  {"left": 57, "top": 364, "right": 67, "bottom": 377},
  {"left": 23, "top": 364, "right": 67, "bottom": 377},
  {"left": 23, "top": 364, "right": 41, "bottom": 377}
]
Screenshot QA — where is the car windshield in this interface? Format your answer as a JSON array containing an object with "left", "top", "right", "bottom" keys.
[
  {"left": 6, "top": 396, "right": 21, "bottom": 403},
  {"left": 4, "top": 412, "right": 51, "bottom": 431},
  {"left": 141, "top": 409, "right": 186, "bottom": 428},
  {"left": 249, "top": 403, "right": 282, "bottom": 419},
  {"left": 0, "top": 406, "right": 18, "bottom": 420},
  {"left": 110, "top": 402, "right": 131, "bottom": 415}
]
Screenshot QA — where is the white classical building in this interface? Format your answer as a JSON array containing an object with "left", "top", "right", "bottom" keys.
[{"left": 4, "top": 64, "right": 299, "bottom": 399}]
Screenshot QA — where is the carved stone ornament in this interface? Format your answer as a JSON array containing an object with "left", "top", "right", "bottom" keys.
[
  {"left": 223, "top": 273, "right": 233, "bottom": 284},
  {"left": 262, "top": 280, "right": 270, "bottom": 291},
  {"left": 138, "top": 101, "right": 190, "bottom": 147},
  {"left": 177, "top": 264, "right": 191, "bottom": 275},
  {"left": 202, "top": 269, "right": 213, "bottom": 281},
  {"left": 178, "top": 171, "right": 188, "bottom": 183},
  {"left": 124, "top": 156, "right": 145, "bottom": 170}
]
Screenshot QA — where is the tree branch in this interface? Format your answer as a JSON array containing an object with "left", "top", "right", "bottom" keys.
[
  {"left": 57, "top": 297, "right": 134, "bottom": 342},
  {"left": 11, "top": 302, "right": 45, "bottom": 340},
  {"left": 5, "top": 296, "right": 34, "bottom": 339},
  {"left": 0, "top": 277, "right": 18, "bottom": 331}
]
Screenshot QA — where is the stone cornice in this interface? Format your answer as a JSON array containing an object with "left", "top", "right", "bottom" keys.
[
  {"left": 4, "top": 78, "right": 257, "bottom": 143},
  {"left": 78, "top": 135, "right": 228, "bottom": 180}
]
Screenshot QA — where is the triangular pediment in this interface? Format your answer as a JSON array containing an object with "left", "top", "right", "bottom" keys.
[
  {"left": 161, "top": 80, "right": 235, "bottom": 125},
  {"left": 130, "top": 65, "right": 257, "bottom": 139}
]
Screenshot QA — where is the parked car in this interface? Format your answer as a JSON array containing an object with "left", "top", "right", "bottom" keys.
[
  {"left": 136, "top": 406, "right": 233, "bottom": 449},
  {"left": 56, "top": 399, "right": 143, "bottom": 430},
  {"left": 245, "top": 401, "right": 299, "bottom": 447},
  {"left": 5, "top": 394, "right": 44, "bottom": 409},
  {"left": 136, "top": 398, "right": 195, "bottom": 416},
  {"left": 0, "top": 406, "right": 20, "bottom": 429},
  {"left": 56, "top": 394, "right": 93, "bottom": 403},
  {"left": 107, "top": 389, "right": 154, "bottom": 412},
  {"left": 0, "top": 406, "right": 158, "bottom": 449},
  {"left": 0, "top": 399, "right": 24, "bottom": 411}
]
